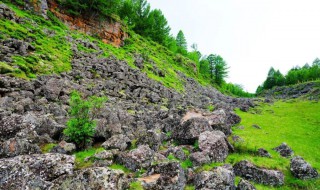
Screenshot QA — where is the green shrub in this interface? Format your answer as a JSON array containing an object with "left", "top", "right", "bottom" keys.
[{"left": 63, "top": 91, "right": 107, "bottom": 149}]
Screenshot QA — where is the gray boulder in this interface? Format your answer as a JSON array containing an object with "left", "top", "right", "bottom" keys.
[
  {"left": 141, "top": 161, "right": 186, "bottom": 190},
  {"left": 165, "top": 146, "right": 188, "bottom": 161},
  {"left": 0, "top": 114, "right": 34, "bottom": 140},
  {"left": 290, "top": 156, "right": 318, "bottom": 180},
  {"left": 116, "top": 145, "right": 154, "bottom": 171},
  {"left": 172, "top": 118, "right": 212, "bottom": 145},
  {"left": 102, "top": 134, "right": 130, "bottom": 151},
  {"left": 50, "top": 141, "right": 76, "bottom": 154},
  {"left": 194, "top": 165, "right": 235, "bottom": 190},
  {"left": 41, "top": 78, "right": 65, "bottom": 101},
  {"left": 0, "top": 3, "right": 16, "bottom": 21},
  {"left": 0, "top": 153, "right": 74, "bottom": 190},
  {"left": 136, "top": 130, "right": 162, "bottom": 151},
  {"left": 0, "top": 138, "right": 41, "bottom": 158},
  {"left": 237, "top": 179, "right": 256, "bottom": 190},
  {"left": 50, "top": 167, "right": 128, "bottom": 190},
  {"left": 189, "top": 152, "right": 211, "bottom": 167},
  {"left": 257, "top": 148, "right": 271, "bottom": 158},
  {"left": 273, "top": 143, "right": 293, "bottom": 158},
  {"left": 198, "top": 130, "right": 229, "bottom": 162},
  {"left": 234, "top": 160, "right": 284, "bottom": 186}
]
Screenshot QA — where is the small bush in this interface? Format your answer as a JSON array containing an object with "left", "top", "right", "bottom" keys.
[{"left": 63, "top": 91, "right": 107, "bottom": 149}]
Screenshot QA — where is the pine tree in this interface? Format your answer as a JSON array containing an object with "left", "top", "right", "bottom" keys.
[{"left": 176, "top": 30, "right": 187, "bottom": 54}]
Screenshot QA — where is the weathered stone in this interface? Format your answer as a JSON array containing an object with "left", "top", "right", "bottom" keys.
[
  {"left": 116, "top": 145, "right": 154, "bottom": 171},
  {"left": 165, "top": 146, "right": 188, "bottom": 161},
  {"left": 257, "top": 148, "right": 271, "bottom": 158},
  {"left": 234, "top": 160, "right": 284, "bottom": 186},
  {"left": 41, "top": 78, "right": 65, "bottom": 101},
  {"left": 237, "top": 178, "right": 256, "bottom": 190},
  {"left": 290, "top": 156, "right": 318, "bottom": 180},
  {"left": 136, "top": 130, "right": 162, "bottom": 151},
  {"left": 189, "top": 152, "right": 211, "bottom": 166},
  {"left": 0, "top": 3, "right": 16, "bottom": 21},
  {"left": 0, "top": 114, "right": 29, "bottom": 140},
  {"left": 172, "top": 118, "right": 212, "bottom": 145},
  {"left": 273, "top": 143, "right": 294, "bottom": 158},
  {"left": 94, "top": 150, "right": 113, "bottom": 160},
  {"left": 50, "top": 167, "right": 128, "bottom": 190},
  {"left": 194, "top": 165, "right": 235, "bottom": 190},
  {"left": 58, "top": 140, "right": 76, "bottom": 153},
  {"left": 0, "top": 153, "right": 74, "bottom": 189},
  {"left": 0, "top": 138, "right": 41, "bottom": 158},
  {"left": 198, "top": 130, "right": 229, "bottom": 162},
  {"left": 102, "top": 134, "right": 130, "bottom": 151},
  {"left": 141, "top": 161, "right": 186, "bottom": 190}
]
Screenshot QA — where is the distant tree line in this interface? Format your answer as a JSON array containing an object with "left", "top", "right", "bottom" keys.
[
  {"left": 57, "top": 0, "right": 252, "bottom": 97},
  {"left": 256, "top": 58, "right": 320, "bottom": 94}
]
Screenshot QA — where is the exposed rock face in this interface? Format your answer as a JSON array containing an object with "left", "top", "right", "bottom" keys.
[
  {"left": 237, "top": 179, "right": 256, "bottom": 190},
  {"left": 194, "top": 165, "right": 235, "bottom": 190},
  {"left": 290, "top": 156, "right": 318, "bottom": 180},
  {"left": 50, "top": 167, "right": 128, "bottom": 190},
  {"left": 141, "top": 162, "right": 186, "bottom": 190},
  {"left": 273, "top": 143, "right": 294, "bottom": 158},
  {"left": 234, "top": 160, "right": 284, "bottom": 186},
  {"left": 102, "top": 134, "right": 130, "bottom": 151},
  {"left": 47, "top": 0, "right": 127, "bottom": 47},
  {"left": 172, "top": 118, "right": 212, "bottom": 144},
  {"left": 116, "top": 145, "right": 154, "bottom": 171},
  {"left": 0, "top": 153, "right": 74, "bottom": 189},
  {"left": 198, "top": 130, "right": 229, "bottom": 162}
]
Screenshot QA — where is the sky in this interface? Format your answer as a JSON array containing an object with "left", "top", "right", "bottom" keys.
[{"left": 147, "top": 0, "right": 320, "bottom": 92}]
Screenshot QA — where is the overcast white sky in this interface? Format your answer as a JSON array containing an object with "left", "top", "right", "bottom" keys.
[{"left": 148, "top": 0, "right": 320, "bottom": 92}]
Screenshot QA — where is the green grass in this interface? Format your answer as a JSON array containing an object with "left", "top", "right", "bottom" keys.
[
  {"left": 181, "top": 158, "right": 193, "bottom": 169},
  {"left": 129, "top": 181, "right": 144, "bottom": 190},
  {"left": 74, "top": 147, "right": 105, "bottom": 169},
  {"left": 108, "top": 164, "right": 131, "bottom": 174},
  {"left": 229, "top": 100, "right": 320, "bottom": 189},
  {"left": 0, "top": 3, "right": 72, "bottom": 78},
  {"left": 184, "top": 185, "right": 195, "bottom": 190},
  {"left": 40, "top": 143, "right": 58, "bottom": 153}
]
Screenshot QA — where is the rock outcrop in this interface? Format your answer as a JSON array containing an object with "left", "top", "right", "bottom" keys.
[
  {"left": 290, "top": 156, "right": 318, "bottom": 180},
  {"left": 0, "top": 153, "right": 74, "bottom": 189},
  {"left": 194, "top": 165, "right": 235, "bottom": 190},
  {"left": 234, "top": 160, "right": 284, "bottom": 186},
  {"left": 141, "top": 162, "right": 186, "bottom": 190},
  {"left": 273, "top": 143, "right": 294, "bottom": 158},
  {"left": 198, "top": 130, "right": 229, "bottom": 162},
  {"left": 237, "top": 179, "right": 256, "bottom": 190},
  {"left": 116, "top": 145, "right": 155, "bottom": 171},
  {"left": 172, "top": 118, "right": 212, "bottom": 144},
  {"left": 50, "top": 167, "right": 128, "bottom": 190}
]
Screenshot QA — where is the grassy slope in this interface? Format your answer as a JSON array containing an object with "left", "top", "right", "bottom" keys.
[
  {"left": 229, "top": 100, "right": 320, "bottom": 189},
  {"left": 0, "top": 3, "right": 209, "bottom": 93}
]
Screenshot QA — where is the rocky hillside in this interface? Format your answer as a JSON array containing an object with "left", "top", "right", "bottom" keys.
[
  {"left": 0, "top": 2, "right": 318, "bottom": 190},
  {"left": 259, "top": 81, "right": 320, "bottom": 100}
]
